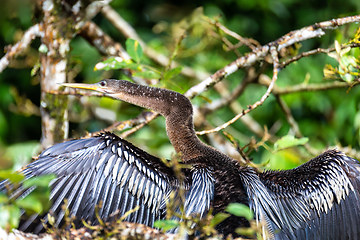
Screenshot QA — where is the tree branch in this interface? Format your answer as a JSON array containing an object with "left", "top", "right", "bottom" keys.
[
  {"left": 101, "top": 5, "right": 209, "bottom": 81},
  {"left": 196, "top": 46, "right": 280, "bottom": 135},
  {"left": 0, "top": 24, "right": 42, "bottom": 73}
]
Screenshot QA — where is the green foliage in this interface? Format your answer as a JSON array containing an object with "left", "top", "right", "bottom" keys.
[
  {"left": 2, "top": 141, "right": 41, "bottom": 170},
  {"left": 225, "top": 203, "right": 254, "bottom": 221},
  {"left": 0, "top": 172, "right": 55, "bottom": 231},
  {"left": 154, "top": 219, "right": 180, "bottom": 231},
  {"left": 95, "top": 38, "right": 184, "bottom": 83},
  {"left": 324, "top": 40, "right": 360, "bottom": 83},
  {"left": 0, "top": 0, "right": 359, "bottom": 237},
  {"left": 210, "top": 212, "right": 230, "bottom": 228},
  {"left": 274, "top": 135, "right": 309, "bottom": 152},
  {"left": 0, "top": 170, "right": 24, "bottom": 183},
  {"left": 126, "top": 39, "right": 143, "bottom": 63}
]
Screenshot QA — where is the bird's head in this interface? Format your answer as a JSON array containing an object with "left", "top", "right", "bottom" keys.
[{"left": 61, "top": 79, "right": 121, "bottom": 95}]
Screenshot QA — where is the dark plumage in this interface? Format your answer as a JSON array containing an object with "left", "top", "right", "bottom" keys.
[{"left": 1, "top": 79, "right": 360, "bottom": 239}]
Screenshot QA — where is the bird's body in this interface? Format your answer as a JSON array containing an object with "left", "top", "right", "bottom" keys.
[{"left": 1, "top": 79, "right": 360, "bottom": 239}]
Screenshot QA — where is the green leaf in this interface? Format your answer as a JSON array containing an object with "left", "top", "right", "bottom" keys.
[
  {"left": 8, "top": 205, "right": 21, "bottom": 229},
  {"left": 210, "top": 212, "right": 230, "bottom": 227},
  {"left": 125, "top": 63, "right": 142, "bottom": 70},
  {"left": 164, "top": 66, "right": 183, "bottom": 80},
  {"left": 133, "top": 70, "right": 161, "bottom": 79},
  {"left": 0, "top": 170, "right": 24, "bottom": 183},
  {"left": 0, "top": 192, "right": 8, "bottom": 204},
  {"left": 94, "top": 57, "right": 128, "bottom": 71},
  {"left": 235, "top": 227, "right": 255, "bottom": 237},
  {"left": 0, "top": 205, "right": 10, "bottom": 228},
  {"left": 15, "top": 194, "right": 43, "bottom": 214},
  {"left": 154, "top": 219, "right": 180, "bottom": 231},
  {"left": 0, "top": 205, "right": 21, "bottom": 229},
  {"left": 4, "top": 141, "right": 41, "bottom": 170},
  {"left": 225, "top": 203, "right": 254, "bottom": 221},
  {"left": 126, "top": 39, "right": 143, "bottom": 63},
  {"left": 22, "top": 174, "right": 55, "bottom": 188},
  {"left": 274, "top": 135, "right": 309, "bottom": 151}
]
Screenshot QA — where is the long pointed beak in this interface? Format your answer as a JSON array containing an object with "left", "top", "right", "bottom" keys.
[{"left": 60, "top": 83, "right": 100, "bottom": 91}]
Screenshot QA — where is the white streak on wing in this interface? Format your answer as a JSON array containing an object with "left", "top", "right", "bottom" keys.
[
  {"left": 135, "top": 159, "right": 141, "bottom": 170},
  {"left": 151, "top": 186, "right": 159, "bottom": 213},
  {"left": 132, "top": 173, "right": 141, "bottom": 196},
  {"left": 148, "top": 182, "right": 155, "bottom": 209},
  {"left": 124, "top": 150, "right": 129, "bottom": 161},
  {"left": 96, "top": 153, "right": 107, "bottom": 171},
  {"left": 104, "top": 155, "right": 116, "bottom": 177},
  {"left": 111, "top": 145, "right": 116, "bottom": 153},
  {"left": 112, "top": 158, "right": 121, "bottom": 182},
  {"left": 144, "top": 180, "right": 151, "bottom": 206},
  {"left": 156, "top": 190, "right": 163, "bottom": 212},
  {"left": 117, "top": 161, "right": 129, "bottom": 183},
  {"left": 137, "top": 175, "right": 146, "bottom": 199},
  {"left": 117, "top": 147, "right": 122, "bottom": 158},
  {"left": 142, "top": 165, "right": 147, "bottom": 174},
  {"left": 120, "top": 165, "right": 132, "bottom": 188},
  {"left": 127, "top": 169, "right": 138, "bottom": 194}
]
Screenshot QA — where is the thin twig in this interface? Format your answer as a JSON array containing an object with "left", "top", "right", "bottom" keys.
[
  {"left": 275, "top": 95, "right": 302, "bottom": 138},
  {"left": 275, "top": 95, "right": 321, "bottom": 156},
  {"left": 280, "top": 42, "right": 360, "bottom": 68},
  {"left": 261, "top": 80, "right": 360, "bottom": 95},
  {"left": 78, "top": 21, "right": 148, "bottom": 85},
  {"left": 79, "top": 21, "right": 130, "bottom": 60},
  {"left": 120, "top": 112, "right": 159, "bottom": 138},
  {"left": 196, "top": 46, "right": 280, "bottom": 135},
  {"left": 0, "top": 23, "right": 43, "bottom": 73},
  {"left": 101, "top": 5, "right": 209, "bottom": 81},
  {"left": 206, "top": 17, "right": 260, "bottom": 51},
  {"left": 186, "top": 15, "right": 360, "bottom": 100}
]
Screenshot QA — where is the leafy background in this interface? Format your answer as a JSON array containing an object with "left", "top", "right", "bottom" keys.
[{"left": 0, "top": 0, "right": 359, "bottom": 173}]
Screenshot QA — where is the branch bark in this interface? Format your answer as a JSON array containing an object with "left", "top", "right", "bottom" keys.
[{"left": 38, "top": 0, "right": 111, "bottom": 148}]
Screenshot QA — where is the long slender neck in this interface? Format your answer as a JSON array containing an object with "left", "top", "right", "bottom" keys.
[{"left": 110, "top": 80, "right": 207, "bottom": 162}]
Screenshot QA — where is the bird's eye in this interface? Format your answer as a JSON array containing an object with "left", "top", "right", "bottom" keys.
[{"left": 99, "top": 80, "right": 107, "bottom": 87}]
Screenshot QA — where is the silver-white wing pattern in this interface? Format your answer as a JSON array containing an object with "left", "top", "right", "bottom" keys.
[
  {"left": 242, "top": 150, "right": 360, "bottom": 240},
  {"left": 9, "top": 133, "right": 175, "bottom": 233},
  {"left": 184, "top": 167, "right": 215, "bottom": 218},
  {"left": 0, "top": 132, "right": 217, "bottom": 234}
]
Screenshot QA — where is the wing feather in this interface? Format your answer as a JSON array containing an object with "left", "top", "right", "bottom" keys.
[
  {"left": 2, "top": 132, "right": 217, "bottom": 235},
  {"left": 1, "top": 132, "right": 176, "bottom": 233},
  {"left": 244, "top": 150, "right": 360, "bottom": 239}
]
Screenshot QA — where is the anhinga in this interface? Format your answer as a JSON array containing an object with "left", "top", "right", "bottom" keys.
[{"left": 1, "top": 79, "right": 360, "bottom": 239}]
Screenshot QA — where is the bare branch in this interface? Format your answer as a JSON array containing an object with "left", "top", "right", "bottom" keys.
[
  {"left": 259, "top": 79, "right": 360, "bottom": 95},
  {"left": 206, "top": 17, "right": 260, "bottom": 51},
  {"left": 101, "top": 5, "right": 209, "bottom": 80},
  {"left": 120, "top": 113, "right": 159, "bottom": 138},
  {"left": 39, "top": 0, "right": 112, "bottom": 148},
  {"left": 79, "top": 21, "right": 130, "bottom": 60},
  {"left": 273, "top": 15, "right": 360, "bottom": 51},
  {"left": 275, "top": 96, "right": 302, "bottom": 138},
  {"left": 186, "top": 15, "right": 360, "bottom": 100},
  {"left": 280, "top": 42, "right": 360, "bottom": 68},
  {"left": 184, "top": 45, "right": 270, "bottom": 99},
  {"left": 196, "top": 46, "right": 280, "bottom": 135},
  {"left": 0, "top": 24, "right": 42, "bottom": 73},
  {"left": 201, "top": 68, "right": 258, "bottom": 113}
]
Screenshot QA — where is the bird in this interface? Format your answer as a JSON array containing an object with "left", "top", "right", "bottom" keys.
[{"left": 1, "top": 79, "right": 360, "bottom": 239}]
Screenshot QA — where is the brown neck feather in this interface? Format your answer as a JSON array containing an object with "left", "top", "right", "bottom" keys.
[{"left": 108, "top": 80, "right": 209, "bottom": 162}]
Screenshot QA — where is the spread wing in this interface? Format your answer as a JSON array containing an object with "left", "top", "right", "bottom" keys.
[
  {"left": 0, "top": 132, "right": 214, "bottom": 234},
  {"left": 243, "top": 150, "right": 360, "bottom": 240}
]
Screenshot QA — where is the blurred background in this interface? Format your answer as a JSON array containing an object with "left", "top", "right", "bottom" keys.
[{"left": 0, "top": 0, "right": 359, "bottom": 171}]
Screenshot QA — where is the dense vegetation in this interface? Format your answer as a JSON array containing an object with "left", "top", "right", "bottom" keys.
[{"left": 0, "top": 0, "right": 359, "bottom": 236}]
